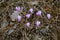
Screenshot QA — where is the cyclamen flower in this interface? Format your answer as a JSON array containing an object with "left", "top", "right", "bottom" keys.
[
  {"left": 16, "top": 6, "right": 21, "bottom": 11},
  {"left": 47, "top": 14, "right": 51, "bottom": 19},
  {"left": 36, "top": 11, "right": 42, "bottom": 16},
  {"left": 26, "top": 14, "right": 31, "bottom": 19},
  {"left": 17, "top": 15, "right": 22, "bottom": 22},
  {"left": 26, "top": 22, "right": 30, "bottom": 27},
  {"left": 36, "top": 21, "right": 41, "bottom": 27},
  {"left": 29, "top": 8, "right": 33, "bottom": 13}
]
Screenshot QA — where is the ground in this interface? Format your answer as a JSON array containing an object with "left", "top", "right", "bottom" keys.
[{"left": 0, "top": 0, "right": 60, "bottom": 40}]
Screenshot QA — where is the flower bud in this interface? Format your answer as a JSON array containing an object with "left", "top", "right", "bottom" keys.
[
  {"left": 26, "top": 22, "right": 30, "bottom": 27},
  {"left": 36, "top": 11, "right": 42, "bottom": 16},
  {"left": 17, "top": 15, "right": 22, "bottom": 22},
  {"left": 26, "top": 14, "right": 31, "bottom": 19},
  {"left": 36, "top": 21, "right": 41, "bottom": 27},
  {"left": 29, "top": 8, "right": 33, "bottom": 13},
  {"left": 16, "top": 6, "right": 21, "bottom": 11},
  {"left": 47, "top": 14, "right": 51, "bottom": 19}
]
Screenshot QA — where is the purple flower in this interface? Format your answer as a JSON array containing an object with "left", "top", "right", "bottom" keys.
[
  {"left": 26, "top": 22, "right": 30, "bottom": 27},
  {"left": 36, "top": 21, "right": 41, "bottom": 27},
  {"left": 47, "top": 14, "right": 51, "bottom": 19},
  {"left": 17, "top": 15, "right": 22, "bottom": 22},
  {"left": 36, "top": 11, "right": 42, "bottom": 16},
  {"left": 29, "top": 8, "right": 33, "bottom": 13},
  {"left": 16, "top": 6, "right": 21, "bottom": 11},
  {"left": 26, "top": 14, "right": 31, "bottom": 19}
]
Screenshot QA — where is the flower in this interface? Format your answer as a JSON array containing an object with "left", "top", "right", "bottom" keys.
[
  {"left": 26, "top": 14, "right": 31, "bottom": 19},
  {"left": 26, "top": 22, "right": 30, "bottom": 27},
  {"left": 17, "top": 15, "right": 22, "bottom": 22},
  {"left": 36, "top": 21, "right": 41, "bottom": 27},
  {"left": 47, "top": 14, "right": 51, "bottom": 19},
  {"left": 29, "top": 8, "right": 33, "bottom": 13},
  {"left": 36, "top": 11, "right": 42, "bottom": 16},
  {"left": 16, "top": 6, "right": 21, "bottom": 11}
]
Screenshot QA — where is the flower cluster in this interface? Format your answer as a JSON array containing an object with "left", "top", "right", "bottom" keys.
[{"left": 12, "top": 6, "right": 51, "bottom": 27}]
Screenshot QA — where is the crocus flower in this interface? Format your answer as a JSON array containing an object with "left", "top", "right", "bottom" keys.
[
  {"left": 17, "top": 15, "right": 22, "bottom": 22},
  {"left": 29, "top": 8, "right": 33, "bottom": 13},
  {"left": 36, "top": 21, "right": 41, "bottom": 27},
  {"left": 47, "top": 14, "right": 51, "bottom": 19},
  {"left": 26, "top": 22, "right": 30, "bottom": 27},
  {"left": 36, "top": 11, "right": 42, "bottom": 16},
  {"left": 26, "top": 14, "right": 31, "bottom": 19},
  {"left": 16, "top": 6, "right": 21, "bottom": 11}
]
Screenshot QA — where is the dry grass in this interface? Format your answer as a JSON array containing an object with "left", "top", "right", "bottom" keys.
[{"left": 0, "top": 0, "right": 60, "bottom": 40}]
